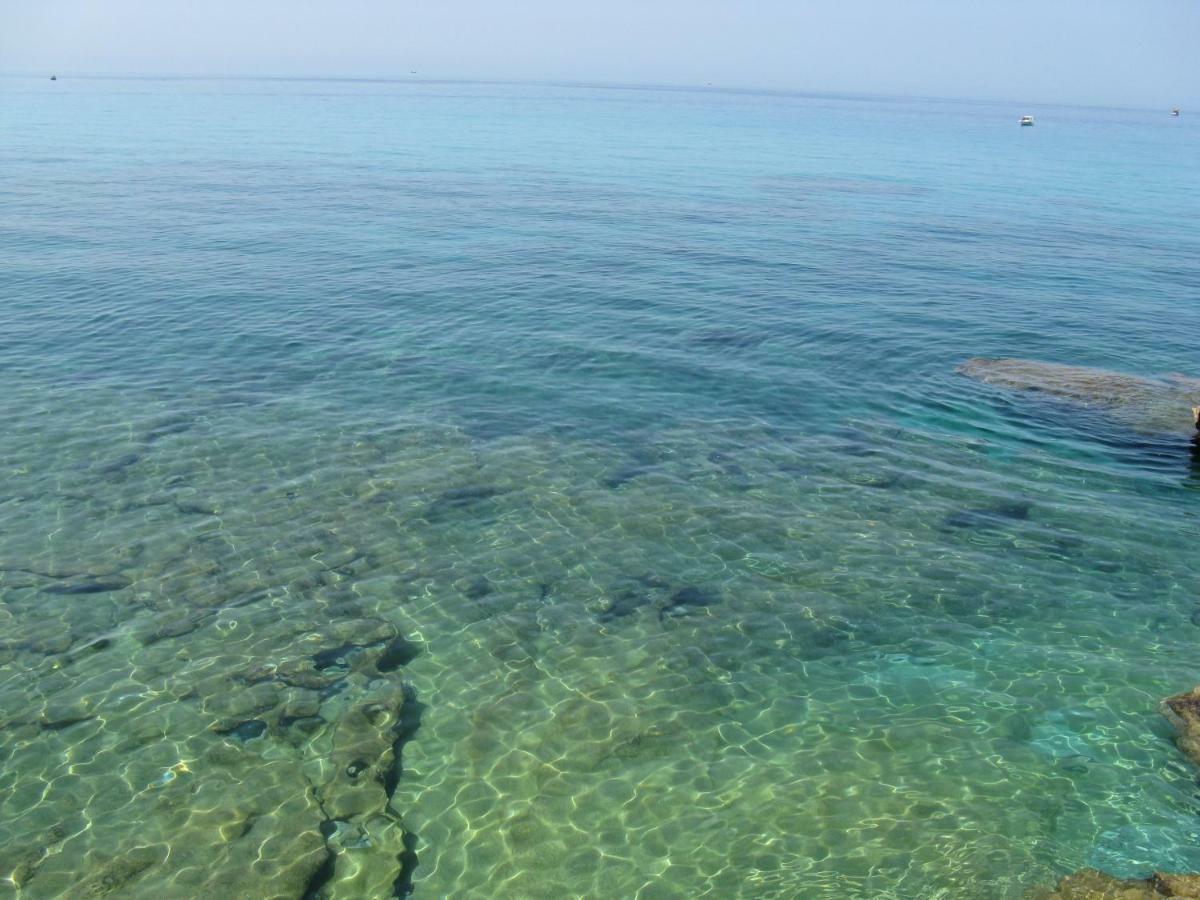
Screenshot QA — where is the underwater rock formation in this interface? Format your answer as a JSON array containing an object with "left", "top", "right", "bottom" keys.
[
  {"left": 958, "top": 358, "right": 1200, "bottom": 435},
  {"left": 0, "top": 590, "right": 427, "bottom": 898}
]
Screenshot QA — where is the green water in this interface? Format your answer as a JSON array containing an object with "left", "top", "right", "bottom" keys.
[{"left": 1, "top": 76, "right": 1199, "bottom": 898}]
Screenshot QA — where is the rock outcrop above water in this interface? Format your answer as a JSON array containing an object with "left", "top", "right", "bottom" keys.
[
  {"left": 1163, "top": 687, "right": 1200, "bottom": 770},
  {"left": 1037, "top": 869, "right": 1200, "bottom": 898},
  {"left": 958, "top": 358, "right": 1200, "bottom": 435}
]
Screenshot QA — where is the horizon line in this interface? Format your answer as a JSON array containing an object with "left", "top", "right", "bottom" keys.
[{"left": 0, "top": 71, "right": 1185, "bottom": 115}]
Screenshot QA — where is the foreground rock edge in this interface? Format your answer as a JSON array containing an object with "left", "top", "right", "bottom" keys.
[{"left": 1033, "top": 687, "right": 1200, "bottom": 899}]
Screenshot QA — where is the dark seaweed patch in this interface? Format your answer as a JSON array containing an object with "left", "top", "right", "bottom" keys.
[
  {"left": 834, "top": 442, "right": 879, "bottom": 458},
  {"left": 319, "top": 679, "right": 350, "bottom": 701},
  {"left": 281, "top": 714, "right": 324, "bottom": 732},
  {"left": 176, "top": 500, "right": 219, "bottom": 516},
  {"left": 40, "top": 714, "right": 94, "bottom": 732},
  {"left": 95, "top": 452, "right": 141, "bottom": 474},
  {"left": 312, "top": 644, "right": 362, "bottom": 671},
  {"left": 637, "top": 574, "right": 671, "bottom": 589},
  {"left": 219, "top": 720, "right": 267, "bottom": 742},
  {"left": 464, "top": 576, "right": 492, "bottom": 600},
  {"left": 229, "top": 815, "right": 257, "bottom": 840},
  {"left": 376, "top": 637, "right": 423, "bottom": 673},
  {"left": 384, "top": 684, "right": 426, "bottom": 797},
  {"left": 393, "top": 831, "right": 420, "bottom": 898},
  {"left": 1058, "top": 755, "right": 1091, "bottom": 776},
  {"left": 382, "top": 686, "right": 426, "bottom": 897},
  {"left": 426, "top": 486, "right": 503, "bottom": 520},
  {"left": 598, "top": 588, "right": 650, "bottom": 622},
  {"left": 42, "top": 578, "right": 130, "bottom": 595},
  {"left": 943, "top": 500, "right": 1032, "bottom": 530},
  {"left": 852, "top": 470, "right": 902, "bottom": 489},
  {"left": 687, "top": 328, "right": 768, "bottom": 350},
  {"left": 142, "top": 419, "right": 193, "bottom": 442},
  {"left": 708, "top": 450, "right": 748, "bottom": 479},
  {"left": 602, "top": 464, "right": 651, "bottom": 489},
  {"left": 659, "top": 585, "right": 719, "bottom": 622},
  {"left": 301, "top": 844, "right": 337, "bottom": 900}
]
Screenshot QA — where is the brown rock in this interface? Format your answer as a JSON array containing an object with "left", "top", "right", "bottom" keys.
[
  {"left": 1038, "top": 688, "right": 1200, "bottom": 899},
  {"left": 1039, "top": 868, "right": 1200, "bottom": 899},
  {"left": 1162, "top": 687, "right": 1200, "bottom": 769},
  {"left": 1150, "top": 873, "right": 1200, "bottom": 897}
]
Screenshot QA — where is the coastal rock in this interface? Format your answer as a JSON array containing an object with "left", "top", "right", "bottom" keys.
[
  {"left": 1037, "top": 868, "right": 1200, "bottom": 898},
  {"left": 1152, "top": 875, "right": 1200, "bottom": 896},
  {"left": 1162, "top": 687, "right": 1200, "bottom": 769},
  {"left": 958, "top": 358, "right": 1200, "bottom": 435},
  {"left": 1041, "top": 689, "right": 1200, "bottom": 897}
]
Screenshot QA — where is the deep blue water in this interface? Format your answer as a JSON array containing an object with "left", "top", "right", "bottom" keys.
[{"left": 1, "top": 77, "right": 1199, "bottom": 898}]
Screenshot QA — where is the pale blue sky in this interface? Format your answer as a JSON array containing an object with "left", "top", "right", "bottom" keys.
[{"left": 4, "top": 0, "right": 1197, "bottom": 108}]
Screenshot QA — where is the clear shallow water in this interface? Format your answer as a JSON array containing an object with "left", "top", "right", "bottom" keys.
[{"left": 1, "top": 76, "right": 1199, "bottom": 898}]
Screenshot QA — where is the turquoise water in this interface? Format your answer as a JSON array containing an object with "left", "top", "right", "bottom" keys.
[{"left": 2, "top": 76, "right": 1199, "bottom": 898}]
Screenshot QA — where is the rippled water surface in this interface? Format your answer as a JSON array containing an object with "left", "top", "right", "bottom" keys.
[{"left": 2, "top": 77, "right": 1200, "bottom": 898}]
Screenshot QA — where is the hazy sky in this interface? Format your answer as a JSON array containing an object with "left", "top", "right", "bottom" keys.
[{"left": 4, "top": 1, "right": 1197, "bottom": 107}]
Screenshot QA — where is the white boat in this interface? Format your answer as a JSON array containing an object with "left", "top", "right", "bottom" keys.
[
  {"left": 1019, "top": 115, "right": 1034, "bottom": 127},
  {"left": 1172, "top": 107, "right": 1181, "bottom": 117}
]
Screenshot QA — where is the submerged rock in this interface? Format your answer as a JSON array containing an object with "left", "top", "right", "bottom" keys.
[{"left": 959, "top": 358, "right": 1200, "bottom": 435}]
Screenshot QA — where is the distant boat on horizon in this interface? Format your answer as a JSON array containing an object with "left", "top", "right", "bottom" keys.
[
  {"left": 50, "top": 74, "right": 57, "bottom": 81},
  {"left": 1019, "top": 115, "right": 1034, "bottom": 127},
  {"left": 1172, "top": 107, "right": 1181, "bottom": 117}
]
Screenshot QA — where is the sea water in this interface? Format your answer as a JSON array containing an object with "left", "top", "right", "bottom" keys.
[{"left": 1, "top": 76, "right": 1199, "bottom": 898}]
